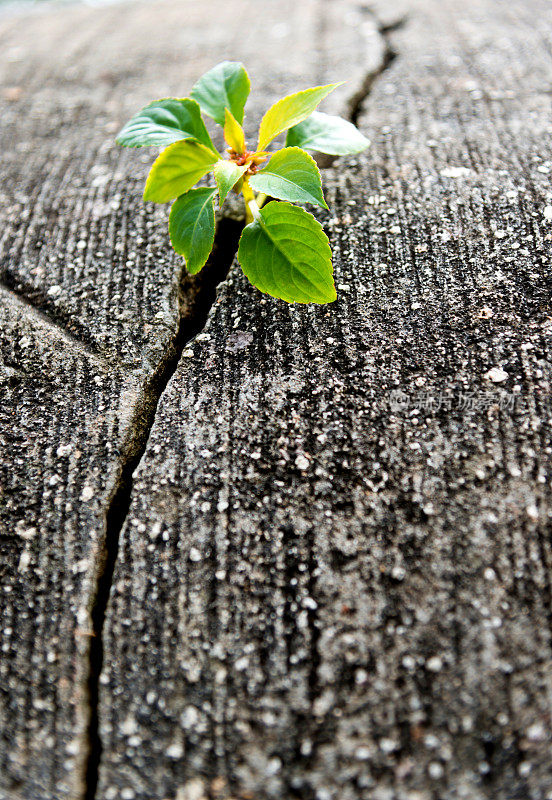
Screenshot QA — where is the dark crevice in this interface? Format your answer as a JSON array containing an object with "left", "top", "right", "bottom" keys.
[
  {"left": 347, "top": 12, "right": 405, "bottom": 125},
  {"left": 83, "top": 214, "right": 244, "bottom": 800},
  {"left": 81, "top": 13, "right": 404, "bottom": 792},
  {"left": 0, "top": 275, "right": 107, "bottom": 362},
  {"left": 305, "top": 527, "right": 321, "bottom": 707}
]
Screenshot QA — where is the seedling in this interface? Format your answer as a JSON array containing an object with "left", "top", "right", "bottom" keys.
[{"left": 117, "top": 61, "right": 369, "bottom": 303}]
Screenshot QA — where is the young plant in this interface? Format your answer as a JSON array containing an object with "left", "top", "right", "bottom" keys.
[{"left": 117, "top": 61, "right": 369, "bottom": 304}]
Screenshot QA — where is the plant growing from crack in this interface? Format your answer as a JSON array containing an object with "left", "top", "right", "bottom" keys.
[{"left": 117, "top": 62, "right": 369, "bottom": 303}]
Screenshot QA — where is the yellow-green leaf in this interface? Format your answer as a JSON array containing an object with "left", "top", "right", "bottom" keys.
[
  {"left": 143, "top": 140, "right": 217, "bottom": 203},
  {"left": 257, "top": 83, "right": 342, "bottom": 152},
  {"left": 237, "top": 201, "right": 336, "bottom": 304},
  {"left": 214, "top": 160, "right": 248, "bottom": 205},
  {"left": 116, "top": 97, "right": 217, "bottom": 153},
  {"left": 190, "top": 61, "right": 250, "bottom": 126},
  {"left": 285, "top": 111, "right": 370, "bottom": 155},
  {"left": 249, "top": 147, "right": 328, "bottom": 209},
  {"left": 224, "top": 107, "right": 246, "bottom": 154},
  {"left": 168, "top": 187, "right": 217, "bottom": 274}
]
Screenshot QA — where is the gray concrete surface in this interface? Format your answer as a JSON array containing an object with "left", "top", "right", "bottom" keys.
[{"left": 1, "top": 0, "right": 552, "bottom": 799}]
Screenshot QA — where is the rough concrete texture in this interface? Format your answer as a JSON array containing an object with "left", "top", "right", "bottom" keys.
[
  {"left": 98, "top": 1, "right": 552, "bottom": 800},
  {"left": 0, "top": 1, "right": 386, "bottom": 799},
  {"left": 1, "top": 0, "right": 552, "bottom": 799},
  {"left": 0, "top": 286, "right": 142, "bottom": 799}
]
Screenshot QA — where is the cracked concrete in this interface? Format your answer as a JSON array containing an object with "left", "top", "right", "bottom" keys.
[
  {"left": 84, "top": 215, "right": 244, "bottom": 800},
  {"left": 2, "top": 0, "right": 552, "bottom": 799},
  {"left": 98, "top": 1, "right": 552, "bottom": 798},
  {"left": 0, "top": 1, "right": 391, "bottom": 798}
]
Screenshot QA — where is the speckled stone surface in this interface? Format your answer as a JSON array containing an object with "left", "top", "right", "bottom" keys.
[
  {"left": 0, "top": 1, "right": 385, "bottom": 798},
  {"left": 2, "top": 0, "right": 552, "bottom": 798},
  {"left": 97, "top": 1, "right": 552, "bottom": 799},
  {"left": 0, "top": 286, "right": 143, "bottom": 799}
]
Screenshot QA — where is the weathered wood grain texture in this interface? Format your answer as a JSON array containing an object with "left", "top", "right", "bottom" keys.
[
  {"left": 98, "top": 1, "right": 552, "bottom": 799},
  {"left": 0, "top": 1, "right": 382, "bottom": 798}
]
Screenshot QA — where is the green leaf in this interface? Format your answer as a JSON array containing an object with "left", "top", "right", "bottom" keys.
[
  {"left": 143, "top": 140, "right": 217, "bottom": 203},
  {"left": 224, "top": 107, "right": 245, "bottom": 153},
  {"left": 249, "top": 147, "right": 328, "bottom": 209},
  {"left": 116, "top": 97, "right": 218, "bottom": 153},
  {"left": 190, "top": 61, "right": 250, "bottom": 126},
  {"left": 285, "top": 111, "right": 370, "bottom": 155},
  {"left": 257, "top": 82, "right": 342, "bottom": 152},
  {"left": 237, "top": 201, "right": 335, "bottom": 304},
  {"left": 214, "top": 160, "right": 248, "bottom": 205},
  {"left": 168, "top": 187, "right": 217, "bottom": 274}
]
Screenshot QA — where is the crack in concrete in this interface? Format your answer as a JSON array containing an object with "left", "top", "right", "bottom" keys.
[
  {"left": 82, "top": 216, "right": 244, "bottom": 800},
  {"left": 347, "top": 12, "right": 405, "bottom": 125},
  {"left": 0, "top": 281, "right": 110, "bottom": 367},
  {"left": 81, "top": 19, "right": 404, "bottom": 793}
]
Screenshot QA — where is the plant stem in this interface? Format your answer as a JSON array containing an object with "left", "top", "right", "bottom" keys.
[
  {"left": 256, "top": 193, "right": 268, "bottom": 209},
  {"left": 242, "top": 180, "right": 260, "bottom": 223}
]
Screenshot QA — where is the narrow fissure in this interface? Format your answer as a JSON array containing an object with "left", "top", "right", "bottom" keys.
[
  {"left": 347, "top": 15, "right": 405, "bottom": 124},
  {"left": 83, "top": 14, "right": 403, "bottom": 794},
  {"left": 0, "top": 275, "right": 106, "bottom": 362},
  {"left": 83, "top": 215, "right": 244, "bottom": 800}
]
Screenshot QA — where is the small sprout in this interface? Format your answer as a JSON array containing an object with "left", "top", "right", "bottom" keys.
[{"left": 116, "top": 61, "right": 370, "bottom": 304}]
